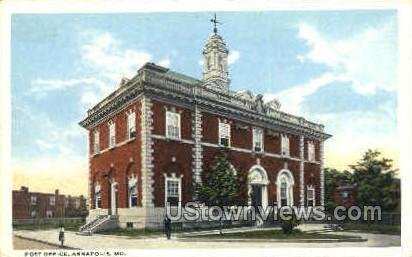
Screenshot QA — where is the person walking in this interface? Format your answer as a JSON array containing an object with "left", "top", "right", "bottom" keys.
[
  {"left": 58, "top": 226, "right": 65, "bottom": 248},
  {"left": 164, "top": 216, "right": 171, "bottom": 240}
]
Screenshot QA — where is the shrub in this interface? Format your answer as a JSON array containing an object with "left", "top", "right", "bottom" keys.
[{"left": 280, "top": 212, "right": 301, "bottom": 234}]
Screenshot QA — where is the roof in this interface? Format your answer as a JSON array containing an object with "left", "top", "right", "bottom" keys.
[{"left": 166, "top": 70, "right": 201, "bottom": 84}]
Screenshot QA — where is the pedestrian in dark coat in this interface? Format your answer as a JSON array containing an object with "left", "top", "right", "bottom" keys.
[
  {"left": 164, "top": 216, "right": 171, "bottom": 240},
  {"left": 58, "top": 227, "right": 65, "bottom": 247}
]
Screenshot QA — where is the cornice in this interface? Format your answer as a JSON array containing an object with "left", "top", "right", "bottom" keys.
[{"left": 79, "top": 65, "right": 332, "bottom": 140}]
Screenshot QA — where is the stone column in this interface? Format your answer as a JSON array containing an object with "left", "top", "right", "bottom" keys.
[
  {"left": 192, "top": 103, "right": 203, "bottom": 199},
  {"left": 299, "top": 135, "right": 305, "bottom": 206},
  {"left": 141, "top": 96, "right": 154, "bottom": 208},
  {"left": 320, "top": 141, "right": 325, "bottom": 206}
]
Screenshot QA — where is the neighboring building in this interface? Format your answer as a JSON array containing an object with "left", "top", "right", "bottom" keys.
[
  {"left": 332, "top": 181, "right": 357, "bottom": 208},
  {"left": 65, "top": 195, "right": 89, "bottom": 218},
  {"left": 12, "top": 186, "right": 87, "bottom": 219},
  {"left": 79, "top": 18, "right": 331, "bottom": 229}
]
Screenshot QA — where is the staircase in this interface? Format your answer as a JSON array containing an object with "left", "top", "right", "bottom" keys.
[{"left": 78, "top": 215, "right": 118, "bottom": 235}]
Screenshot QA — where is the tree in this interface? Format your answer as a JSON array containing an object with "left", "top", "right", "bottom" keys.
[
  {"left": 350, "top": 149, "right": 399, "bottom": 211},
  {"left": 324, "top": 168, "right": 352, "bottom": 213},
  {"left": 196, "top": 150, "right": 238, "bottom": 234}
]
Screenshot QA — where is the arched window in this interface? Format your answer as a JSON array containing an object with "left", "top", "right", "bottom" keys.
[
  {"left": 94, "top": 182, "right": 101, "bottom": 209},
  {"left": 276, "top": 170, "right": 295, "bottom": 206},
  {"left": 128, "top": 176, "right": 138, "bottom": 207}
]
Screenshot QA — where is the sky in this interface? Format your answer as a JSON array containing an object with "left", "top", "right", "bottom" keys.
[{"left": 11, "top": 11, "right": 398, "bottom": 196}]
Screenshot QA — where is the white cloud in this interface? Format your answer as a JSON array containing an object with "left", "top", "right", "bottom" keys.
[
  {"left": 297, "top": 20, "right": 397, "bottom": 95},
  {"left": 228, "top": 50, "right": 240, "bottom": 65},
  {"left": 82, "top": 32, "right": 152, "bottom": 82},
  {"left": 267, "top": 20, "right": 398, "bottom": 169},
  {"left": 158, "top": 58, "right": 171, "bottom": 68}
]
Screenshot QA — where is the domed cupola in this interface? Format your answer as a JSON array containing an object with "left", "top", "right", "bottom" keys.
[{"left": 202, "top": 14, "right": 230, "bottom": 92}]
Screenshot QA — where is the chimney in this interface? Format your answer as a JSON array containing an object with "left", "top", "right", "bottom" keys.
[
  {"left": 20, "top": 186, "right": 28, "bottom": 193},
  {"left": 55, "top": 189, "right": 59, "bottom": 195}
]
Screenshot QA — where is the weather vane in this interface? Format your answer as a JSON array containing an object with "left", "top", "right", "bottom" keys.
[{"left": 210, "top": 13, "right": 222, "bottom": 34}]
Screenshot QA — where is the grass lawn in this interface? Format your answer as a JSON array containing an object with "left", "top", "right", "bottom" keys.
[
  {"left": 98, "top": 228, "right": 164, "bottom": 237},
  {"left": 341, "top": 223, "right": 400, "bottom": 235},
  {"left": 189, "top": 229, "right": 355, "bottom": 240},
  {"left": 13, "top": 222, "right": 83, "bottom": 231}
]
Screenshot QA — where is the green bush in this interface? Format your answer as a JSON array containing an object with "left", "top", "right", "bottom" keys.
[{"left": 280, "top": 212, "right": 301, "bottom": 234}]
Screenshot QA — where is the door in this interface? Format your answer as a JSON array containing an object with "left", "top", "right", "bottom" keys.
[{"left": 251, "top": 185, "right": 262, "bottom": 208}]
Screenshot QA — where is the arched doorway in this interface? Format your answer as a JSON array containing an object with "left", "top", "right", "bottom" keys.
[
  {"left": 276, "top": 169, "right": 295, "bottom": 206},
  {"left": 248, "top": 165, "right": 269, "bottom": 209}
]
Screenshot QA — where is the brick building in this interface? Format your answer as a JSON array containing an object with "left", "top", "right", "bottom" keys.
[
  {"left": 332, "top": 181, "right": 357, "bottom": 208},
  {"left": 12, "top": 186, "right": 88, "bottom": 219},
  {"left": 79, "top": 21, "right": 331, "bottom": 229}
]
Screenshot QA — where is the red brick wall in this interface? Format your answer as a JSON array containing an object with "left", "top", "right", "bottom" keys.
[
  {"left": 89, "top": 100, "right": 142, "bottom": 209},
  {"left": 264, "top": 129, "right": 281, "bottom": 154},
  {"left": 201, "top": 112, "right": 219, "bottom": 144},
  {"left": 151, "top": 99, "right": 192, "bottom": 140},
  {"left": 304, "top": 162, "right": 321, "bottom": 206},
  {"left": 12, "top": 190, "right": 65, "bottom": 219},
  {"left": 152, "top": 139, "right": 193, "bottom": 207},
  {"left": 231, "top": 122, "right": 253, "bottom": 149},
  {"left": 202, "top": 146, "right": 302, "bottom": 206}
]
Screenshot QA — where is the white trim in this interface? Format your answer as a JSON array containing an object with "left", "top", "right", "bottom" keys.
[
  {"left": 308, "top": 141, "right": 315, "bottom": 161},
  {"left": 166, "top": 110, "right": 181, "bottom": 140},
  {"left": 163, "top": 173, "right": 183, "bottom": 208},
  {"left": 247, "top": 164, "right": 269, "bottom": 209},
  {"left": 252, "top": 127, "right": 264, "bottom": 152},
  {"left": 93, "top": 130, "right": 100, "bottom": 155},
  {"left": 218, "top": 121, "right": 231, "bottom": 147},
  {"left": 281, "top": 133, "right": 290, "bottom": 157},
  {"left": 94, "top": 182, "right": 101, "bottom": 209},
  {"left": 127, "top": 175, "right": 138, "bottom": 208},
  {"left": 299, "top": 135, "right": 305, "bottom": 206},
  {"left": 110, "top": 180, "right": 118, "bottom": 215},
  {"left": 276, "top": 169, "right": 295, "bottom": 206},
  {"left": 108, "top": 120, "right": 116, "bottom": 148},
  {"left": 306, "top": 185, "right": 315, "bottom": 207},
  {"left": 127, "top": 110, "right": 136, "bottom": 140},
  {"left": 149, "top": 134, "right": 315, "bottom": 164},
  {"left": 320, "top": 141, "right": 325, "bottom": 206}
]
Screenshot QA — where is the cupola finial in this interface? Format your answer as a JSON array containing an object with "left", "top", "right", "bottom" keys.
[{"left": 210, "top": 13, "right": 221, "bottom": 34}]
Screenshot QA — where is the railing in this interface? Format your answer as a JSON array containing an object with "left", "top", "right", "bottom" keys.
[{"left": 142, "top": 69, "right": 324, "bottom": 132}]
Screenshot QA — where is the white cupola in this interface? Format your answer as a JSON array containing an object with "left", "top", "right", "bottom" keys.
[{"left": 202, "top": 14, "right": 230, "bottom": 92}]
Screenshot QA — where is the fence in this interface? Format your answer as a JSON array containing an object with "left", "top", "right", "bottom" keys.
[{"left": 13, "top": 217, "right": 85, "bottom": 226}]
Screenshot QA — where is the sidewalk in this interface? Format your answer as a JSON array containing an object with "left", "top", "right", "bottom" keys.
[{"left": 13, "top": 226, "right": 400, "bottom": 249}]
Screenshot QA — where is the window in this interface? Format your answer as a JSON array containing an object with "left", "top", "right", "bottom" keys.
[
  {"left": 31, "top": 196, "right": 37, "bottom": 205},
  {"left": 308, "top": 141, "right": 315, "bottom": 161},
  {"left": 280, "top": 180, "right": 288, "bottom": 207},
  {"left": 253, "top": 128, "right": 264, "bottom": 152},
  {"left": 93, "top": 130, "right": 100, "bottom": 154},
  {"left": 128, "top": 176, "right": 138, "bottom": 207},
  {"left": 281, "top": 134, "right": 290, "bottom": 156},
  {"left": 109, "top": 122, "right": 116, "bottom": 148},
  {"left": 165, "top": 178, "right": 181, "bottom": 207},
  {"left": 166, "top": 111, "right": 181, "bottom": 139},
  {"left": 94, "top": 183, "right": 101, "bottom": 209},
  {"left": 49, "top": 196, "right": 55, "bottom": 206},
  {"left": 31, "top": 210, "right": 37, "bottom": 218},
  {"left": 307, "top": 187, "right": 315, "bottom": 207},
  {"left": 127, "top": 112, "right": 136, "bottom": 139},
  {"left": 341, "top": 191, "right": 349, "bottom": 199},
  {"left": 46, "top": 210, "right": 53, "bottom": 218},
  {"left": 219, "top": 122, "right": 230, "bottom": 147}
]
